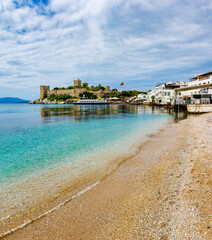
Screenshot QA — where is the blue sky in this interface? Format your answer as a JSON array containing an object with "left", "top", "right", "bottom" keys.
[{"left": 0, "top": 0, "right": 212, "bottom": 99}]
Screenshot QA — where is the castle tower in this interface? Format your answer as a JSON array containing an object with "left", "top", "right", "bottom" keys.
[
  {"left": 40, "top": 86, "right": 50, "bottom": 99},
  {"left": 82, "top": 82, "right": 88, "bottom": 87},
  {"left": 104, "top": 86, "right": 110, "bottom": 92},
  {"left": 74, "top": 78, "right": 81, "bottom": 87}
]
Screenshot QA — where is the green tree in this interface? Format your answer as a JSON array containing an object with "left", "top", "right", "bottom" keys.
[
  {"left": 111, "top": 88, "right": 118, "bottom": 92},
  {"left": 119, "top": 91, "right": 131, "bottom": 97},
  {"left": 79, "top": 91, "right": 97, "bottom": 99},
  {"left": 130, "top": 90, "right": 141, "bottom": 96},
  {"left": 48, "top": 94, "right": 57, "bottom": 101},
  {"left": 151, "top": 95, "right": 155, "bottom": 103},
  {"left": 48, "top": 94, "right": 73, "bottom": 101},
  {"left": 66, "top": 86, "right": 74, "bottom": 89},
  {"left": 91, "top": 84, "right": 105, "bottom": 91}
]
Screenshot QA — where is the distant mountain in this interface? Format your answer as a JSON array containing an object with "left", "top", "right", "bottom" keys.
[{"left": 0, "top": 97, "right": 30, "bottom": 103}]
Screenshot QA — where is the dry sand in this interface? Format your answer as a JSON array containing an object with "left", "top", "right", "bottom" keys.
[{"left": 3, "top": 113, "right": 212, "bottom": 240}]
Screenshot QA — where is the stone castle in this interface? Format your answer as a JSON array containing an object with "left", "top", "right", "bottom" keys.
[{"left": 40, "top": 78, "right": 110, "bottom": 99}]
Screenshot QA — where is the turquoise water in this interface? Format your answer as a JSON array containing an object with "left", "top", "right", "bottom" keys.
[
  {"left": 0, "top": 103, "right": 177, "bottom": 234},
  {"left": 0, "top": 104, "right": 170, "bottom": 185}
]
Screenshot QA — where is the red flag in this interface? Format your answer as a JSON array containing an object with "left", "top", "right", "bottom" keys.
[{"left": 120, "top": 82, "right": 124, "bottom": 86}]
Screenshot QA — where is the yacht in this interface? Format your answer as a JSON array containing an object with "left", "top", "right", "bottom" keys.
[{"left": 74, "top": 99, "right": 109, "bottom": 105}]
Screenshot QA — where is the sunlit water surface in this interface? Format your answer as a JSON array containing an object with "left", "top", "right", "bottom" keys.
[{"left": 0, "top": 103, "right": 186, "bottom": 235}]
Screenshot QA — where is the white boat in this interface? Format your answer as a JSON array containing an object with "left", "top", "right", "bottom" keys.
[{"left": 74, "top": 99, "right": 109, "bottom": 105}]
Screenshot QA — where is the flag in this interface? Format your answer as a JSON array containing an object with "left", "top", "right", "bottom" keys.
[{"left": 120, "top": 82, "right": 124, "bottom": 86}]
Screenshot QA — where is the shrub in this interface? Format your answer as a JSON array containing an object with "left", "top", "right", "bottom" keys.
[
  {"left": 48, "top": 94, "right": 73, "bottom": 101},
  {"left": 66, "top": 86, "right": 74, "bottom": 89},
  {"left": 48, "top": 94, "right": 57, "bottom": 101},
  {"left": 91, "top": 84, "right": 105, "bottom": 91},
  {"left": 117, "top": 90, "right": 141, "bottom": 97},
  {"left": 79, "top": 91, "right": 97, "bottom": 99}
]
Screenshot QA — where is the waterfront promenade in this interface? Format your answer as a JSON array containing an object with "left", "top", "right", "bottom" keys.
[{"left": 4, "top": 113, "right": 212, "bottom": 240}]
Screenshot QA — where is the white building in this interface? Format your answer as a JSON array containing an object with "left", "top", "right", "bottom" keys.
[
  {"left": 137, "top": 92, "right": 148, "bottom": 102},
  {"left": 151, "top": 81, "right": 187, "bottom": 105},
  {"left": 177, "top": 72, "right": 212, "bottom": 99},
  {"left": 146, "top": 89, "right": 156, "bottom": 103}
]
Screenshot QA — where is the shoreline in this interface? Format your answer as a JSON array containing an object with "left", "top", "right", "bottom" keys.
[
  {"left": 3, "top": 113, "right": 212, "bottom": 239},
  {"left": 0, "top": 114, "right": 171, "bottom": 238}
]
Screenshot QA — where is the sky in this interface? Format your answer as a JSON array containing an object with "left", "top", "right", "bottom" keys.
[{"left": 0, "top": 0, "right": 212, "bottom": 99}]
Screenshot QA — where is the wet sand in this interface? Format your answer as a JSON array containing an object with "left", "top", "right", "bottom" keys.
[{"left": 3, "top": 113, "right": 212, "bottom": 239}]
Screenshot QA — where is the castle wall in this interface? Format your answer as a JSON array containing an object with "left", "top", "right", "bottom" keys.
[
  {"left": 50, "top": 88, "right": 104, "bottom": 98},
  {"left": 51, "top": 89, "right": 77, "bottom": 97},
  {"left": 40, "top": 80, "right": 110, "bottom": 100}
]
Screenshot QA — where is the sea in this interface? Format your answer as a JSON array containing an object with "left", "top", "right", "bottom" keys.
[{"left": 0, "top": 103, "right": 185, "bottom": 236}]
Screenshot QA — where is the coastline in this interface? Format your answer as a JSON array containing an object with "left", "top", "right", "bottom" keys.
[
  {"left": 3, "top": 113, "right": 212, "bottom": 239},
  {"left": 0, "top": 111, "right": 170, "bottom": 238}
]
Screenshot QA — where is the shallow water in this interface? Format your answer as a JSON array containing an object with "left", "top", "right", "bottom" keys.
[{"left": 0, "top": 103, "right": 184, "bottom": 236}]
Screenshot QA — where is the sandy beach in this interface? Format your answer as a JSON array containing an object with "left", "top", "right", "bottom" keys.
[{"left": 3, "top": 113, "right": 212, "bottom": 240}]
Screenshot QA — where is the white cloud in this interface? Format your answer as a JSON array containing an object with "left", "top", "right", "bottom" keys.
[{"left": 0, "top": 0, "right": 212, "bottom": 98}]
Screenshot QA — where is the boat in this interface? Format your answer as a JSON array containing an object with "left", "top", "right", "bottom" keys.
[{"left": 74, "top": 98, "right": 109, "bottom": 105}]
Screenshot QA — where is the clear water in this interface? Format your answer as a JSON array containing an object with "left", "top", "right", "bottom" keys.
[
  {"left": 0, "top": 103, "right": 177, "bottom": 235},
  {"left": 0, "top": 104, "right": 170, "bottom": 184}
]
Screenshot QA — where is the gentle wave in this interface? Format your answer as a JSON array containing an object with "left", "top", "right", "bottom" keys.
[
  {"left": 0, "top": 215, "right": 10, "bottom": 221},
  {"left": 0, "top": 181, "right": 101, "bottom": 238}
]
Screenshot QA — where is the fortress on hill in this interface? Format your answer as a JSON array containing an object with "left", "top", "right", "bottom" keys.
[{"left": 40, "top": 78, "right": 110, "bottom": 100}]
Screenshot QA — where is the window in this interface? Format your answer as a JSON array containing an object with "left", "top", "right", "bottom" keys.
[{"left": 168, "top": 92, "right": 170, "bottom": 96}]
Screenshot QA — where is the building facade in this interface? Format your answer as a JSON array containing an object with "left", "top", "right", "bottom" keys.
[
  {"left": 137, "top": 93, "right": 148, "bottom": 102},
  {"left": 144, "top": 81, "right": 187, "bottom": 105},
  {"left": 176, "top": 72, "right": 212, "bottom": 99},
  {"left": 174, "top": 72, "right": 212, "bottom": 106}
]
